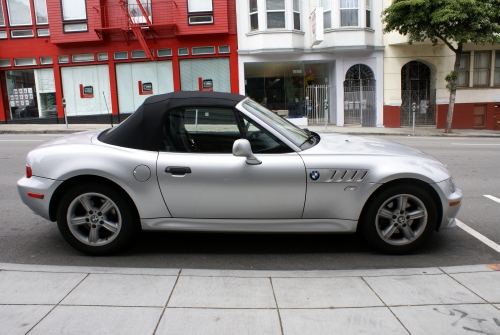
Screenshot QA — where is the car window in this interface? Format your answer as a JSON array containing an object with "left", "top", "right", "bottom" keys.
[
  {"left": 236, "top": 112, "right": 293, "bottom": 154},
  {"left": 161, "top": 107, "right": 241, "bottom": 153}
]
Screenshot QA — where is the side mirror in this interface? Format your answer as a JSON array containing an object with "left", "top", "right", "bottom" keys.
[{"left": 233, "top": 139, "right": 262, "bottom": 165}]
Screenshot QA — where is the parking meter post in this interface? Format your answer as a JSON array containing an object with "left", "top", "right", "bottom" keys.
[
  {"left": 411, "top": 102, "right": 417, "bottom": 132},
  {"left": 324, "top": 99, "right": 328, "bottom": 132},
  {"left": 62, "top": 98, "right": 68, "bottom": 129}
]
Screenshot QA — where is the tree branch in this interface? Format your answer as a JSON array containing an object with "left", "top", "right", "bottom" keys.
[{"left": 435, "top": 32, "right": 457, "bottom": 53}]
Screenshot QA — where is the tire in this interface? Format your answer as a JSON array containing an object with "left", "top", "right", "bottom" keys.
[
  {"left": 359, "top": 183, "right": 438, "bottom": 254},
  {"left": 56, "top": 182, "right": 137, "bottom": 255}
]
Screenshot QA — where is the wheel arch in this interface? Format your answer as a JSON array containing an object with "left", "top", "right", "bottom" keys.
[
  {"left": 359, "top": 178, "right": 443, "bottom": 231},
  {"left": 49, "top": 175, "right": 140, "bottom": 225}
]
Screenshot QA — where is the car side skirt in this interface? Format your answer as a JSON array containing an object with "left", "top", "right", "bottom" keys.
[{"left": 141, "top": 218, "right": 357, "bottom": 233}]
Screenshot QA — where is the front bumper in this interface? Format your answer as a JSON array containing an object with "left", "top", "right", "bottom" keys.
[
  {"left": 432, "top": 180, "right": 463, "bottom": 230},
  {"left": 17, "top": 176, "right": 62, "bottom": 221}
]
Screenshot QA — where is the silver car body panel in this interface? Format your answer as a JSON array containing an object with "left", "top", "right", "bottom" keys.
[
  {"left": 25, "top": 131, "right": 171, "bottom": 219},
  {"left": 157, "top": 151, "right": 306, "bottom": 219},
  {"left": 18, "top": 99, "right": 462, "bottom": 234},
  {"left": 141, "top": 217, "right": 356, "bottom": 233}
]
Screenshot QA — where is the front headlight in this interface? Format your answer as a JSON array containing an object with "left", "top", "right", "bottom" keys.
[{"left": 445, "top": 178, "right": 456, "bottom": 193}]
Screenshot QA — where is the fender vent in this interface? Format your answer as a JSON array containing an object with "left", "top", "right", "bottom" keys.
[{"left": 328, "top": 169, "right": 369, "bottom": 182}]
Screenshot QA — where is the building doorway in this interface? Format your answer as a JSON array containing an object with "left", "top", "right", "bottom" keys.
[
  {"left": 343, "top": 64, "right": 376, "bottom": 127},
  {"left": 400, "top": 61, "right": 436, "bottom": 126}
]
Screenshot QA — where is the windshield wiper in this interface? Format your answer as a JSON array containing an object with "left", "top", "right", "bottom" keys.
[{"left": 299, "top": 134, "right": 316, "bottom": 148}]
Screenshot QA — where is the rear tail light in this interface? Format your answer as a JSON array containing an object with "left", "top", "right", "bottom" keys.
[{"left": 26, "top": 165, "right": 32, "bottom": 178}]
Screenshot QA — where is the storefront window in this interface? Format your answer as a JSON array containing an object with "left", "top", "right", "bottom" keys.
[
  {"left": 3, "top": 69, "right": 56, "bottom": 120},
  {"left": 244, "top": 62, "right": 329, "bottom": 118}
]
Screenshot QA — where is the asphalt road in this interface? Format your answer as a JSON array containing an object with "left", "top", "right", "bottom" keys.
[{"left": 1, "top": 133, "right": 499, "bottom": 270}]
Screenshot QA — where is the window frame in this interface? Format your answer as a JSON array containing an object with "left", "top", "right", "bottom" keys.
[
  {"left": 494, "top": 51, "right": 500, "bottom": 86},
  {"left": 365, "top": 0, "right": 371, "bottom": 28},
  {"left": 187, "top": 0, "right": 213, "bottom": 13},
  {"left": 292, "top": 0, "right": 300, "bottom": 30},
  {"left": 249, "top": 0, "right": 258, "bottom": 31},
  {"left": 340, "top": 0, "right": 359, "bottom": 27},
  {"left": 457, "top": 52, "right": 470, "bottom": 87},
  {"left": 6, "top": 0, "right": 33, "bottom": 26},
  {"left": 266, "top": 0, "right": 286, "bottom": 29},
  {"left": 322, "top": 0, "right": 331, "bottom": 29},
  {"left": 34, "top": 0, "right": 48, "bottom": 25},
  {"left": 0, "top": 0, "right": 6, "bottom": 27},
  {"left": 473, "top": 51, "right": 491, "bottom": 87},
  {"left": 61, "top": 0, "right": 88, "bottom": 34}
]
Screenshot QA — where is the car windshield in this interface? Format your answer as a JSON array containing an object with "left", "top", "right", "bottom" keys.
[{"left": 242, "top": 99, "right": 314, "bottom": 148}]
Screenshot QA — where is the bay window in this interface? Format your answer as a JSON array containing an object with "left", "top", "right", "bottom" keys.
[
  {"left": 293, "top": 0, "right": 300, "bottom": 30},
  {"left": 340, "top": 0, "right": 358, "bottom": 27},
  {"left": 266, "top": 0, "right": 285, "bottom": 29},
  {"left": 6, "top": 0, "right": 32, "bottom": 26},
  {"left": 250, "top": 0, "right": 258, "bottom": 30},
  {"left": 322, "top": 0, "right": 331, "bottom": 29}
]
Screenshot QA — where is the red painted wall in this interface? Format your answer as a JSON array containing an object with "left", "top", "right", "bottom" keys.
[
  {"left": 383, "top": 105, "right": 400, "bottom": 128},
  {"left": 0, "top": 0, "right": 238, "bottom": 121},
  {"left": 436, "top": 103, "right": 499, "bottom": 130}
]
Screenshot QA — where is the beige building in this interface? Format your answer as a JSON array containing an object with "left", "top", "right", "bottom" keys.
[{"left": 382, "top": 0, "right": 500, "bottom": 130}]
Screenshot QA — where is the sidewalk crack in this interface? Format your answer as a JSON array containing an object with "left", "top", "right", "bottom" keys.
[
  {"left": 270, "top": 277, "right": 285, "bottom": 335},
  {"left": 153, "top": 268, "right": 182, "bottom": 334}
]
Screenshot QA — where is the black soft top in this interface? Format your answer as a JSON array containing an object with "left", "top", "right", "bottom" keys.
[{"left": 99, "top": 91, "right": 246, "bottom": 151}]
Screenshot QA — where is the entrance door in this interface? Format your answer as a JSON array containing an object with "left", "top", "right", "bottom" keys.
[
  {"left": 343, "top": 64, "right": 376, "bottom": 127},
  {"left": 156, "top": 106, "right": 307, "bottom": 219},
  {"left": 401, "top": 61, "right": 436, "bottom": 126},
  {"left": 495, "top": 104, "right": 500, "bottom": 130},
  {"left": 473, "top": 105, "right": 486, "bottom": 128}
]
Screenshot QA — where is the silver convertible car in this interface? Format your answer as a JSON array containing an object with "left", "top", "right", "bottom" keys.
[{"left": 18, "top": 91, "right": 462, "bottom": 255}]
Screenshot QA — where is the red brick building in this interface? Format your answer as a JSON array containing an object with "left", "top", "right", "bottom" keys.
[{"left": 0, "top": 0, "right": 238, "bottom": 123}]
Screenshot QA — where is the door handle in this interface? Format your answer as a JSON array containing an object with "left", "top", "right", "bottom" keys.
[{"left": 165, "top": 166, "right": 192, "bottom": 175}]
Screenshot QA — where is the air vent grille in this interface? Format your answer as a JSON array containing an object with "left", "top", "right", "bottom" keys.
[{"left": 328, "top": 169, "right": 369, "bottom": 182}]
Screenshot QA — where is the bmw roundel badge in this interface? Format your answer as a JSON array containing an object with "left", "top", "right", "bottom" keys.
[{"left": 310, "top": 171, "right": 320, "bottom": 181}]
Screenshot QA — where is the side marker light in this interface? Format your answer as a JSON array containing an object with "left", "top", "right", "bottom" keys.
[
  {"left": 28, "top": 192, "right": 44, "bottom": 199},
  {"left": 449, "top": 201, "right": 461, "bottom": 207}
]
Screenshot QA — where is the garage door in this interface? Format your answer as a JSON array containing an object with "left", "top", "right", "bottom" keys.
[
  {"left": 180, "top": 58, "right": 230, "bottom": 92},
  {"left": 116, "top": 61, "right": 174, "bottom": 114},
  {"left": 61, "top": 65, "right": 111, "bottom": 116}
]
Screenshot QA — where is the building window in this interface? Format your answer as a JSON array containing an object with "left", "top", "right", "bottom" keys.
[
  {"left": 473, "top": 52, "right": 490, "bottom": 86},
  {"left": 40, "top": 56, "right": 52, "bottom": 65},
  {"left": 72, "top": 54, "right": 94, "bottom": 62},
  {"left": 0, "top": 30, "right": 6, "bottom": 38},
  {"left": 97, "top": 53, "right": 108, "bottom": 61},
  {"left": 188, "top": 0, "right": 213, "bottom": 12},
  {"left": 131, "top": 50, "right": 147, "bottom": 59},
  {"left": 495, "top": 51, "right": 500, "bottom": 86},
  {"left": 34, "top": 0, "right": 48, "bottom": 24},
  {"left": 293, "top": 0, "right": 300, "bottom": 30},
  {"left": 365, "top": 0, "right": 371, "bottom": 28},
  {"left": 114, "top": 52, "right": 128, "bottom": 60},
  {"left": 63, "top": 23, "right": 88, "bottom": 32},
  {"left": 178, "top": 48, "right": 189, "bottom": 56},
  {"left": 266, "top": 0, "right": 285, "bottom": 29},
  {"left": 11, "top": 29, "right": 34, "bottom": 38},
  {"left": 14, "top": 58, "right": 37, "bottom": 66},
  {"left": 37, "top": 28, "right": 49, "bottom": 36},
  {"left": 62, "top": 0, "right": 86, "bottom": 20},
  {"left": 6, "top": 0, "right": 33, "bottom": 26},
  {"left": 157, "top": 49, "right": 172, "bottom": 57},
  {"left": 0, "top": 59, "right": 11, "bottom": 67},
  {"left": 457, "top": 53, "right": 470, "bottom": 86},
  {"left": 322, "top": 0, "right": 331, "bottom": 29},
  {"left": 192, "top": 46, "right": 215, "bottom": 55},
  {"left": 249, "top": 0, "right": 258, "bottom": 31},
  {"left": 218, "top": 46, "right": 230, "bottom": 54},
  {"left": 340, "top": 0, "right": 358, "bottom": 27},
  {"left": 0, "top": 0, "right": 5, "bottom": 26},
  {"left": 58, "top": 55, "right": 69, "bottom": 63},
  {"left": 128, "top": 0, "right": 152, "bottom": 24},
  {"left": 188, "top": 15, "right": 213, "bottom": 24}
]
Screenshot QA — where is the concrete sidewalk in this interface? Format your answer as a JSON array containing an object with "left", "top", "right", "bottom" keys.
[
  {"left": 1, "top": 123, "right": 500, "bottom": 137},
  {"left": 1, "top": 262, "right": 500, "bottom": 334}
]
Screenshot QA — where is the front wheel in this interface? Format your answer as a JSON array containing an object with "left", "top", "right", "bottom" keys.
[
  {"left": 56, "top": 183, "right": 137, "bottom": 255},
  {"left": 359, "top": 184, "right": 438, "bottom": 254}
]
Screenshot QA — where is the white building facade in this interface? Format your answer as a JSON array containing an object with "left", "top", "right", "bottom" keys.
[{"left": 236, "top": 0, "right": 384, "bottom": 127}]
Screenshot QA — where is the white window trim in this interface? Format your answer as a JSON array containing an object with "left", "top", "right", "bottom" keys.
[
  {"left": 249, "top": 0, "right": 258, "bottom": 31},
  {"left": 187, "top": 0, "right": 213, "bottom": 13},
  {"left": 188, "top": 15, "right": 213, "bottom": 25},
  {"left": 192, "top": 46, "right": 216, "bottom": 55},
  {"left": 61, "top": 0, "right": 87, "bottom": 21},
  {"left": 0, "top": 0, "right": 6, "bottom": 27},
  {"left": 339, "top": 0, "right": 359, "bottom": 28},
  {"left": 266, "top": 0, "right": 286, "bottom": 30},
  {"left": 6, "top": 0, "right": 33, "bottom": 26},
  {"left": 34, "top": 0, "right": 49, "bottom": 25},
  {"left": 11, "top": 29, "right": 34, "bottom": 38}
]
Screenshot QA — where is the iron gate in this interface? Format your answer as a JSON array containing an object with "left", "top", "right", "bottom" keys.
[
  {"left": 344, "top": 64, "right": 376, "bottom": 127},
  {"left": 305, "top": 85, "right": 333, "bottom": 124},
  {"left": 401, "top": 61, "right": 436, "bottom": 126}
]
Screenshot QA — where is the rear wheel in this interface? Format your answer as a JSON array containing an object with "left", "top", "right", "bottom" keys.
[
  {"left": 359, "top": 184, "right": 438, "bottom": 254},
  {"left": 56, "top": 183, "right": 137, "bottom": 255}
]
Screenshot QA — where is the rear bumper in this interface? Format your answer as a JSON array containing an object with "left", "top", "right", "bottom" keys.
[
  {"left": 432, "top": 180, "right": 462, "bottom": 230},
  {"left": 17, "top": 176, "right": 62, "bottom": 221}
]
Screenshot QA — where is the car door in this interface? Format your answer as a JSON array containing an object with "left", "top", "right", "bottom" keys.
[{"left": 156, "top": 106, "right": 306, "bottom": 219}]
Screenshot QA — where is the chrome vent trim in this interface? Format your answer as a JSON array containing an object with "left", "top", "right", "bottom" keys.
[{"left": 327, "top": 169, "right": 369, "bottom": 183}]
